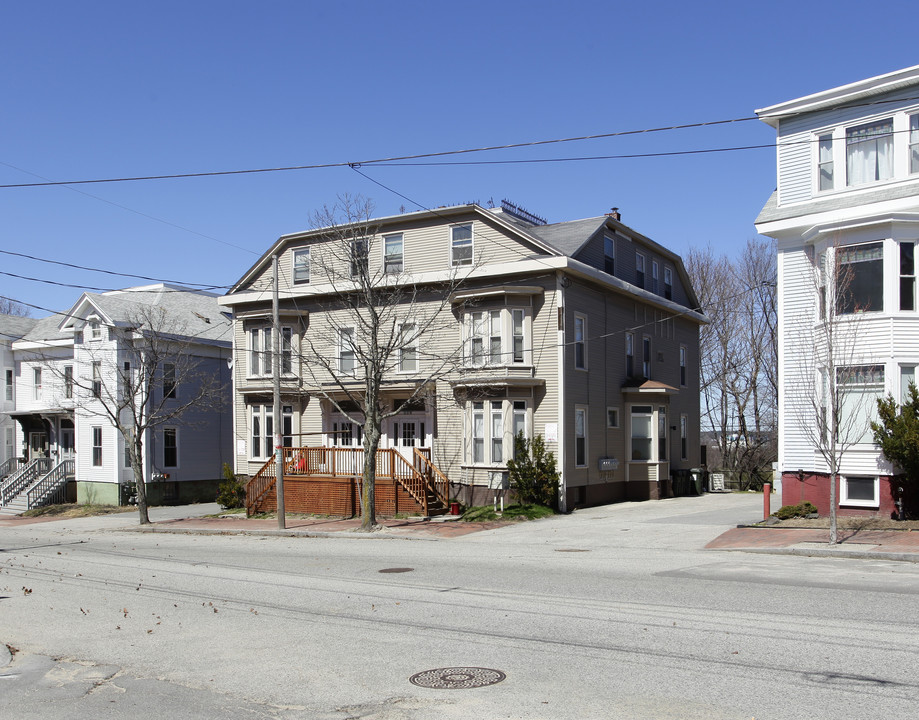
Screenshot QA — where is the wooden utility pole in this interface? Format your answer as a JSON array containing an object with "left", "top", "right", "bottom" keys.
[{"left": 273, "top": 254, "right": 286, "bottom": 529}]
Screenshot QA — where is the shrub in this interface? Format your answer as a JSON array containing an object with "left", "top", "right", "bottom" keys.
[
  {"left": 216, "top": 463, "right": 246, "bottom": 509},
  {"left": 506, "top": 433, "right": 559, "bottom": 510},
  {"left": 773, "top": 501, "right": 818, "bottom": 520}
]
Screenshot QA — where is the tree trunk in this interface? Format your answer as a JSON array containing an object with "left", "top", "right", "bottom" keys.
[{"left": 360, "top": 424, "right": 379, "bottom": 531}]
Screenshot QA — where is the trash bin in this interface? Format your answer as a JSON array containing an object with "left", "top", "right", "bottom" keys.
[{"left": 690, "top": 468, "right": 703, "bottom": 496}]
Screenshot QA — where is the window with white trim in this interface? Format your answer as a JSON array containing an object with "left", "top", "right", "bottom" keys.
[
  {"left": 91, "top": 362, "right": 101, "bottom": 399},
  {"left": 339, "top": 327, "right": 356, "bottom": 375},
  {"left": 350, "top": 238, "right": 369, "bottom": 277},
  {"left": 250, "top": 404, "right": 293, "bottom": 460},
  {"left": 398, "top": 323, "right": 418, "bottom": 373},
  {"left": 652, "top": 260, "right": 659, "bottom": 294},
  {"left": 32, "top": 367, "right": 42, "bottom": 401},
  {"left": 837, "top": 364, "right": 884, "bottom": 444},
  {"left": 468, "top": 399, "right": 528, "bottom": 465},
  {"left": 574, "top": 406, "right": 587, "bottom": 467},
  {"left": 573, "top": 314, "right": 587, "bottom": 370},
  {"left": 663, "top": 267, "right": 673, "bottom": 300},
  {"left": 911, "top": 114, "right": 919, "bottom": 175},
  {"left": 635, "top": 253, "right": 645, "bottom": 288},
  {"left": 249, "top": 327, "right": 271, "bottom": 377},
  {"left": 4, "top": 369, "right": 12, "bottom": 402},
  {"left": 901, "top": 242, "right": 915, "bottom": 311},
  {"left": 680, "top": 346, "right": 687, "bottom": 387},
  {"left": 88, "top": 319, "right": 103, "bottom": 341},
  {"left": 607, "top": 407, "right": 619, "bottom": 429},
  {"left": 642, "top": 335, "right": 651, "bottom": 378},
  {"left": 657, "top": 406, "right": 667, "bottom": 461},
  {"left": 837, "top": 242, "right": 883, "bottom": 314},
  {"left": 451, "top": 223, "right": 473, "bottom": 266},
  {"left": 464, "top": 308, "right": 529, "bottom": 367},
  {"left": 631, "top": 405, "right": 653, "bottom": 461},
  {"left": 384, "top": 233, "right": 403, "bottom": 274},
  {"left": 841, "top": 475, "right": 879, "bottom": 507},
  {"left": 625, "top": 333, "right": 634, "bottom": 377},
  {"left": 163, "top": 427, "right": 178, "bottom": 468},
  {"left": 293, "top": 248, "right": 310, "bottom": 284},
  {"left": 604, "top": 236, "right": 615, "bottom": 275},
  {"left": 92, "top": 426, "right": 103, "bottom": 467},
  {"left": 818, "top": 133, "right": 834, "bottom": 191},
  {"left": 847, "top": 119, "right": 893, "bottom": 186},
  {"left": 4, "top": 427, "right": 12, "bottom": 462},
  {"left": 163, "top": 363, "right": 176, "bottom": 400},
  {"left": 901, "top": 365, "right": 916, "bottom": 403},
  {"left": 680, "top": 414, "right": 688, "bottom": 460}
]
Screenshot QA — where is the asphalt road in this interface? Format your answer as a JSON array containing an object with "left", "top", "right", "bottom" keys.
[{"left": 2, "top": 494, "right": 918, "bottom": 719}]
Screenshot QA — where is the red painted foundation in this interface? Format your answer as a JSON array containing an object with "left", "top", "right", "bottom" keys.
[{"left": 780, "top": 471, "right": 898, "bottom": 518}]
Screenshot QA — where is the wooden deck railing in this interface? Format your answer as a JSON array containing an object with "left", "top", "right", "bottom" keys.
[{"left": 245, "top": 446, "right": 449, "bottom": 516}]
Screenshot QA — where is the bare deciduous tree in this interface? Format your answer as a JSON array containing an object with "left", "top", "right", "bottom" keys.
[
  {"left": 687, "top": 239, "right": 777, "bottom": 489},
  {"left": 0, "top": 297, "right": 31, "bottom": 317},
  {"left": 299, "top": 196, "right": 471, "bottom": 531}
]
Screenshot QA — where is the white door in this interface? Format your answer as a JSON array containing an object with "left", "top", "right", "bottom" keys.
[
  {"left": 391, "top": 414, "right": 427, "bottom": 464},
  {"left": 60, "top": 428, "right": 75, "bottom": 459}
]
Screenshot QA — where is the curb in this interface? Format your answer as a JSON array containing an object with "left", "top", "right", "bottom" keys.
[
  {"left": 124, "top": 525, "right": 434, "bottom": 541},
  {"left": 715, "top": 546, "right": 919, "bottom": 563}
]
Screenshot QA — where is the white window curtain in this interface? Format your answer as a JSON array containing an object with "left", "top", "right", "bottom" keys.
[{"left": 846, "top": 120, "right": 893, "bottom": 186}]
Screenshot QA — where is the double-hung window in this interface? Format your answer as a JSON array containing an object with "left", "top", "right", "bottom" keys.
[
  {"left": 249, "top": 405, "right": 292, "bottom": 460},
  {"left": 573, "top": 314, "right": 587, "bottom": 370},
  {"left": 339, "top": 327, "right": 356, "bottom": 375},
  {"left": 680, "top": 415, "right": 688, "bottom": 460},
  {"left": 901, "top": 243, "right": 915, "bottom": 311},
  {"left": 163, "top": 428, "right": 178, "bottom": 468},
  {"left": 63, "top": 365, "right": 73, "bottom": 400},
  {"left": 32, "top": 367, "right": 42, "bottom": 401},
  {"left": 92, "top": 427, "right": 103, "bottom": 467},
  {"left": 651, "top": 260, "right": 659, "bottom": 294},
  {"left": 911, "top": 115, "right": 919, "bottom": 175},
  {"left": 574, "top": 406, "right": 587, "bottom": 467},
  {"left": 384, "top": 233, "right": 404, "bottom": 274},
  {"left": 642, "top": 336, "right": 651, "bottom": 378},
  {"left": 4, "top": 369, "right": 12, "bottom": 402},
  {"left": 604, "top": 236, "right": 615, "bottom": 275},
  {"left": 635, "top": 253, "right": 645, "bottom": 288},
  {"left": 451, "top": 224, "right": 473, "bottom": 266},
  {"left": 657, "top": 406, "right": 668, "bottom": 461},
  {"left": 469, "top": 399, "right": 526, "bottom": 465},
  {"left": 249, "top": 327, "right": 272, "bottom": 377},
  {"left": 837, "top": 365, "right": 885, "bottom": 444},
  {"left": 630, "top": 405, "right": 653, "bottom": 461},
  {"left": 512, "top": 401, "right": 527, "bottom": 459},
  {"left": 512, "top": 309, "right": 525, "bottom": 363},
  {"left": 350, "top": 238, "right": 369, "bottom": 277},
  {"left": 163, "top": 363, "right": 176, "bottom": 400},
  {"left": 679, "top": 346, "right": 687, "bottom": 386},
  {"left": 490, "top": 402, "right": 504, "bottom": 464},
  {"left": 472, "top": 402, "right": 485, "bottom": 463},
  {"left": 398, "top": 323, "right": 418, "bottom": 373},
  {"left": 836, "top": 242, "right": 883, "bottom": 314},
  {"left": 818, "top": 134, "right": 834, "bottom": 191},
  {"left": 663, "top": 267, "right": 673, "bottom": 300},
  {"left": 91, "top": 362, "right": 101, "bottom": 399},
  {"left": 293, "top": 248, "right": 310, "bottom": 284},
  {"left": 846, "top": 119, "right": 893, "bottom": 186},
  {"left": 281, "top": 327, "right": 293, "bottom": 374},
  {"left": 625, "top": 332, "right": 634, "bottom": 377},
  {"left": 467, "top": 311, "right": 501, "bottom": 366}
]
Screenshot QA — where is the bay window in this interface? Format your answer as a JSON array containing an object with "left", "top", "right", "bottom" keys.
[
  {"left": 251, "top": 404, "right": 292, "bottom": 459},
  {"left": 836, "top": 242, "right": 883, "bottom": 314},
  {"left": 630, "top": 405, "right": 653, "bottom": 461},
  {"left": 465, "top": 308, "right": 529, "bottom": 367},
  {"left": 901, "top": 242, "right": 915, "bottom": 311},
  {"left": 818, "top": 134, "right": 834, "bottom": 191},
  {"left": 249, "top": 326, "right": 293, "bottom": 376},
  {"left": 468, "top": 398, "right": 528, "bottom": 465},
  {"left": 837, "top": 364, "right": 884, "bottom": 444},
  {"left": 911, "top": 114, "right": 919, "bottom": 174}
]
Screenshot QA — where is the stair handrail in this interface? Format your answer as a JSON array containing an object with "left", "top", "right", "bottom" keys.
[
  {"left": 389, "top": 450, "right": 429, "bottom": 515},
  {"left": 2, "top": 458, "right": 51, "bottom": 505},
  {"left": 26, "top": 459, "right": 74, "bottom": 509},
  {"left": 245, "top": 457, "right": 277, "bottom": 516},
  {"left": 0, "top": 456, "right": 23, "bottom": 481},
  {"left": 412, "top": 448, "right": 450, "bottom": 510}
]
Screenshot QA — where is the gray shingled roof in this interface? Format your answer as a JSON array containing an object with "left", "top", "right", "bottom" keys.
[
  {"left": 0, "top": 314, "right": 38, "bottom": 342},
  {"left": 756, "top": 185, "right": 919, "bottom": 225},
  {"left": 16, "top": 314, "right": 70, "bottom": 344},
  {"left": 526, "top": 217, "right": 608, "bottom": 256}
]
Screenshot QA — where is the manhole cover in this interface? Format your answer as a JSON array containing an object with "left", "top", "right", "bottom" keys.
[
  {"left": 409, "top": 667, "right": 506, "bottom": 689},
  {"left": 379, "top": 567, "right": 413, "bottom": 573}
]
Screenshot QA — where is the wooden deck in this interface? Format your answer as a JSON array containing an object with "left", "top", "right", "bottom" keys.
[{"left": 245, "top": 446, "right": 449, "bottom": 517}]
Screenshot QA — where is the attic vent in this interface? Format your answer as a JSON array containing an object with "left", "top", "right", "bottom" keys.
[{"left": 500, "top": 199, "right": 547, "bottom": 226}]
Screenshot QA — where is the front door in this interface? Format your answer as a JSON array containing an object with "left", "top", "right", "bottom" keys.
[
  {"left": 29, "top": 432, "right": 48, "bottom": 459},
  {"left": 60, "top": 427, "right": 75, "bottom": 459},
  {"left": 391, "top": 415, "right": 427, "bottom": 463}
]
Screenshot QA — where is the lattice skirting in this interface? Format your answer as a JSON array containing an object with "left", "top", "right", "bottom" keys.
[{"left": 251, "top": 475, "right": 425, "bottom": 517}]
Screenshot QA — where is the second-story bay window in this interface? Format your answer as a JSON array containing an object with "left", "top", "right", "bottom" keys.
[
  {"left": 836, "top": 242, "right": 883, "bottom": 314},
  {"left": 339, "top": 327, "right": 356, "bottom": 375},
  {"left": 249, "top": 326, "right": 293, "bottom": 376},
  {"left": 464, "top": 308, "right": 530, "bottom": 367},
  {"left": 818, "top": 134, "right": 834, "bottom": 191},
  {"left": 901, "top": 243, "right": 915, "bottom": 311},
  {"left": 846, "top": 119, "right": 893, "bottom": 186}
]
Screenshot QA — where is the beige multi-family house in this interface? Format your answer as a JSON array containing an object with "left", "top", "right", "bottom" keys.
[{"left": 220, "top": 202, "right": 704, "bottom": 514}]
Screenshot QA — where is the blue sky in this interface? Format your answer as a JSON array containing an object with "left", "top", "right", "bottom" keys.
[{"left": 1, "top": 1, "right": 917, "bottom": 316}]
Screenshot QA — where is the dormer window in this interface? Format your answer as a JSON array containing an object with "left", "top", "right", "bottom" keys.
[
  {"left": 846, "top": 119, "right": 893, "bottom": 186},
  {"left": 88, "top": 319, "right": 103, "bottom": 341}
]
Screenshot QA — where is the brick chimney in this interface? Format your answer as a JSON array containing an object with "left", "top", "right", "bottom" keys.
[{"left": 607, "top": 207, "right": 621, "bottom": 221}]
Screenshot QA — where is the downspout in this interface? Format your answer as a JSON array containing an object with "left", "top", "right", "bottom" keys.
[{"left": 556, "top": 271, "right": 567, "bottom": 513}]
